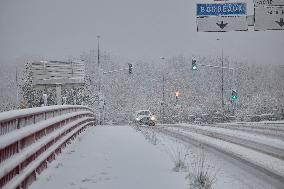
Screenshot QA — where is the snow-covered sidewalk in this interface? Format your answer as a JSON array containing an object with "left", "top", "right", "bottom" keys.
[{"left": 30, "top": 126, "right": 187, "bottom": 189}]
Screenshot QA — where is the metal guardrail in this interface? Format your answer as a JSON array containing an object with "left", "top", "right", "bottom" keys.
[{"left": 0, "top": 105, "right": 96, "bottom": 189}]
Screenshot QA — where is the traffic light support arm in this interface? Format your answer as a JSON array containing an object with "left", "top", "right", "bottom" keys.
[
  {"left": 103, "top": 67, "right": 129, "bottom": 75},
  {"left": 199, "top": 64, "right": 234, "bottom": 70}
]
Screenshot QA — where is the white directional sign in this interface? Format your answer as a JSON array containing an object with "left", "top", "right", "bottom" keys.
[
  {"left": 31, "top": 60, "right": 85, "bottom": 86},
  {"left": 255, "top": 5, "right": 284, "bottom": 30},
  {"left": 254, "top": 0, "right": 284, "bottom": 31},
  {"left": 196, "top": 2, "right": 248, "bottom": 32},
  {"left": 197, "top": 16, "right": 248, "bottom": 32}
]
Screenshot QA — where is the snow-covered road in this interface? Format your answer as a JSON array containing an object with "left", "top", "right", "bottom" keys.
[
  {"left": 29, "top": 125, "right": 282, "bottom": 189},
  {"left": 30, "top": 126, "right": 187, "bottom": 189}
]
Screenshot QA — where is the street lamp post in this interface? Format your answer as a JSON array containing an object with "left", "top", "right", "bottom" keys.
[
  {"left": 97, "top": 35, "right": 105, "bottom": 125},
  {"left": 217, "top": 38, "right": 225, "bottom": 112},
  {"left": 97, "top": 35, "right": 101, "bottom": 92},
  {"left": 160, "top": 57, "right": 166, "bottom": 124}
]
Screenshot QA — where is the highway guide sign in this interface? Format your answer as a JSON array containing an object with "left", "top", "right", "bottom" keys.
[
  {"left": 31, "top": 60, "right": 85, "bottom": 87},
  {"left": 197, "top": 3, "right": 247, "bottom": 16},
  {"left": 196, "top": 2, "right": 248, "bottom": 32},
  {"left": 254, "top": 0, "right": 284, "bottom": 30}
]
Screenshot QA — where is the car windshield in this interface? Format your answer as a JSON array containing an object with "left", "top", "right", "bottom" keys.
[{"left": 137, "top": 111, "right": 150, "bottom": 116}]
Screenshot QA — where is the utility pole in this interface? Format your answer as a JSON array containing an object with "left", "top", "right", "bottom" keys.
[
  {"left": 160, "top": 57, "right": 166, "bottom": 124},
  {"left": 162, "top": 74, "right": 165, "bottom": 124},
  {"left": 97, "top": 35, "right": 100, "bottom": 66},
  {"left": 217, "top": 38, "right": 225, "bottom": 112},
  {"left": 97, "top": 35, "right": 104, "bottom": 125},
  {"left": 97, "top": 35, "right": 101, "bottom": 92},
  {"left": 221, "top": 46, "right": 224, "bottom": 111}
]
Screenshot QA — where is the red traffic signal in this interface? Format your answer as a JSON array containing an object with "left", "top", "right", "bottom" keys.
[{"left": 175, "top": 91, "right": 180, "bottom": 97}]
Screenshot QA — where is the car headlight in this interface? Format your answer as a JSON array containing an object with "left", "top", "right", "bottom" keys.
[{"left": 150, "top": 116, "right": 156, "bottom": 121}]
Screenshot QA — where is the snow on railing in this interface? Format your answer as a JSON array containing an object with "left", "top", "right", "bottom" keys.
[
  {"left": 0, "top": 105, "right": 92, "bottom": 136},
  {"left": 0, "top": 105, "right": 96, "bottom": 189}
]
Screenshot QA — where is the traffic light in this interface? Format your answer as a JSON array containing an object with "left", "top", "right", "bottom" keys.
[
  {"left": 175, "top": 91, "right": 180, "bottom": 99},
  {"left": 128, "top": 63, "right": 133, "bottom": 74},
  {"left": 231, "top": 90, "right": 238, "bottom": 101},
  {"left": 192, "top": 58, "right": 197, "bottom": 70}
]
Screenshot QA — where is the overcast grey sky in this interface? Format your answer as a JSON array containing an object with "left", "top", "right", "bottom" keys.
[{"left": 0, "top": 0, "right": 284, "bottom": 65}]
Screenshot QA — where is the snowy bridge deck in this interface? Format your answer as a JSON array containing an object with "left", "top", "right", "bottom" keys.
[
  {"left": 29, "top": 126, "right": 187, "bottom": 189},
  {"left": 27, "top": 125, "right": 283, "bottom": 189}
]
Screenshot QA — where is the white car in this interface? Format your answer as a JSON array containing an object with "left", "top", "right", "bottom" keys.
[{"left": 133, "top": 110, "right": 156, "bottom": 126}]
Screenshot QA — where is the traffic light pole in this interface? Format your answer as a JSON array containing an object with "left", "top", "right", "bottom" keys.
[
  {"left": 221, "top": 48, "right": 224, "bottom": 111},
  {"left": 192, "top": 54, "right": 241, "bottom": 116},
  {"left": 194, "top": 61, "right": 235, "bottom": 113},
  {"left": 97, "top": 35, "right": 104, "bottom": 125},
  {"left": 96, "top": 36, "right": 133, "bottom": 125},
  {"left": 162, "top": 75, "right": 165, "bottom": 124},
  {"left": 98, "top": 64, "right": 133, "bottom": 125}
]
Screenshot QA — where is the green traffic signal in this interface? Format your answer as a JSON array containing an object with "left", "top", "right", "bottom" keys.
[
  {"left": 231, "top": 95, "right": 237, "bottom": 100},
  {"left": 192, "top": 58, "right": 197, "bottom": 70},
  {"left": 231, "top": 90, "right": 238, "bottom": 101}
]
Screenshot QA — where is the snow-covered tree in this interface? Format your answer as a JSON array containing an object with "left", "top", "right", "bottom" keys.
[
  {"left": 20, "top": 63, "right": 43, "bottom": 107},
  {"left": 1, "top": 51, "right": 283, "bottom": 123}
]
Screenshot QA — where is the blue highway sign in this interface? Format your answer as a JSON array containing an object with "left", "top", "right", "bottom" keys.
[{"left": 197, "top": 3, "right": 247, "bottom": 16}]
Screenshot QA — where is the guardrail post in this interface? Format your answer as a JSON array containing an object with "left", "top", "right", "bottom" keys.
[{"left": 16, "top": 118, "right": 20, "bottom": 129}]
